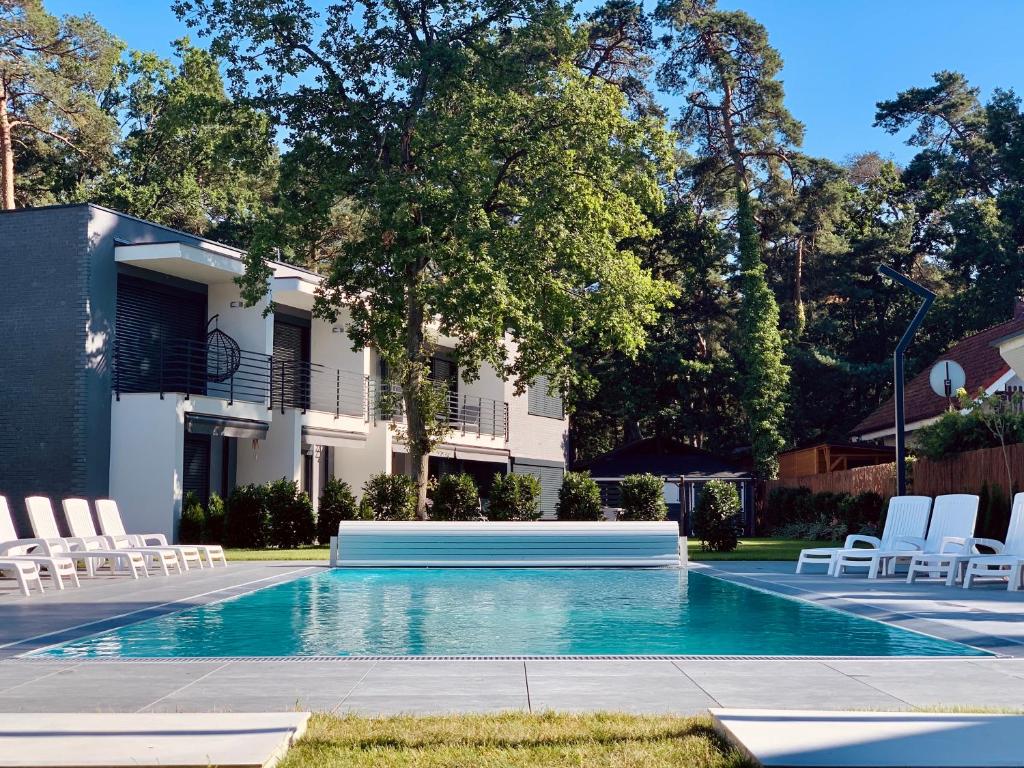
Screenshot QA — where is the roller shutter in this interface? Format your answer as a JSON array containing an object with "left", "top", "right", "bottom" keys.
[
  {"left": 115, "top": 274, "right": 206, "bottom": 394},
  {"left": 527, "top": 375, "right": 564, "bottom": 419},
  {"left": 512, "top": 460, "right": 564, "bottom": 519},
  {"left": 273, "top": 316, "right": 310, "bottom": 409},
  {"left": 183, "top": 432, "right": 211, "bottom": 505}
]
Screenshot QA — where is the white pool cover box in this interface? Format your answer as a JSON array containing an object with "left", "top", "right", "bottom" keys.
[{"left": 330, "top": 521, "right": 683, "bottom": 567}]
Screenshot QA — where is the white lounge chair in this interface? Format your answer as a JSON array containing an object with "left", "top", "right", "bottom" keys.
[
  {"left": 907, "top": 493, "right": 1004, "bottom": 586},
  {"left": 962, "top": 492, "right": 1024, "bottom": 591},
  {"left": 835, "top": 494, "right": 979, "bottom": 579},
  {"left": 95, "top": 499, "right": 226, "bottom": 568},
  {"left": 796, "top": 496, "right": 932, "bottom": 575},
  {"left": 62, "top": 499, "right": 185, "bottom": 576},
  {"left": 25, "top": 496, "right": 148, "bottom": 579},
  {"left": 0, "top": 496, "right": 79, "bottom": 592}
]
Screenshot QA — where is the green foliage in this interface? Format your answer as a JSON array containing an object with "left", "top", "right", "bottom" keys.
[
  {"left": 92, "top": 39, "right": 277, "bottom": 247},
  {"left": 556, "top": 471, "right": 603, "bottom": 521},
  {"left": 0, "top": 0, "right": 124, "bottom": 208},
  {"left": 486, "top": 473, "right": 542, "bottom": 521},
  {"left": 763, "top": 486, "right": 813, "bottom": 531},
  {"left": 317, "top": 478, "right": 364, "bottom": 544},
  {"left": 430, "top": 473, "right": 481, "bottom": 521},
  {"left": 360, "top": 474, "right": 417, "bottom": 521},
  {"left": 264, "top": 479, "right": 316, "bottom": 549},
  {"left": 767, "top": 488, "right": 883, "bottom": 540},
  {"left": 204, "top": 492, "right": 226, "bottom": 544},
  {"left": 914, "top": 408, "right": 1024, "bottom": 461},
  {"left": 225, "top": 483, "right": 269, "bottom": 548},
  {"left": 178, "top": 490, "right": 205, "bottom": 544},
  {"left": 618, "top": 473, "right": 667, "bottom": 521},
  {"left": 176, "top": 0, "right": 675, "bottom": 517},
  {"left": 839, "top": 492, "right": 884, "bottom": 533},
  {"left": 691, "top": 480, "right": 740, "bottom": 552}
]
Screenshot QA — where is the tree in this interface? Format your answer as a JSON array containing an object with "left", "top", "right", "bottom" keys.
[
  {"left": 656, "top": 0, "right": 795, "bottom": 477},
  {"left": 92, "top": 39, "right": 277, "bottom": 247},
  {"left": 0, "top": 0, "right": 123, "bottom": 208},
  {"left": 176, "top": 0, "right": 675, "bottom": 516}
]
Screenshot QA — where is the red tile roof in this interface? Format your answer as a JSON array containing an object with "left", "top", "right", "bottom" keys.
[{"left": 851, "top": 316, "right": 1024, "bottom": 437}]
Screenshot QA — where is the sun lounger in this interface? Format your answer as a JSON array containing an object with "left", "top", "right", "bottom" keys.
[
  {"left": 961, "top": 492, "right": 1024, "bottom": 591},
  {"left": 796, "top": 496, "right": 932, "bottom": 575},
  {"left": 834, "top": 494, "right": 978, "bottom": 579},
  {"left": 95, "top": 499, "right": 226, "bottom": 568},
  {"left": 0, "top": 496, "right": 79, "bottom": 591},
  {"left": 62, "top": 498, "right": 185, "bottom": 576},
  {"left": 25, "top": 496, "right": 148, "bottom": 579}
]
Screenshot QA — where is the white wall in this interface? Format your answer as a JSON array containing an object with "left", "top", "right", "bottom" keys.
[
  {"left": 208, "top": 281, "right": 273, "bottom": 356},
  {"left": 108, "top": 393, "right": 185, "bottom": 539},
  {"left": 333, "top": 421, "right": 391, "bottom": 500},
  {"left": 237, "top": 407, "right": 302, "bottom": 486}
]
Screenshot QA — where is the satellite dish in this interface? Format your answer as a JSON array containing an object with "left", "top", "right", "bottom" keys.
[{"left": 929, "top": 360, "right": 966, "bottom": 398}]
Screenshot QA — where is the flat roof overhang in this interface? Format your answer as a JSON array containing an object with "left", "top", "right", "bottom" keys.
[
  {"left": 272, "top": 276, "right": 317, "bottom": 311},
  {"left": 115, "top": 242, "right": 245, "bottom": 284},
  {"left": 993, "top": 330, "right": 1024, "bottom": 379}
]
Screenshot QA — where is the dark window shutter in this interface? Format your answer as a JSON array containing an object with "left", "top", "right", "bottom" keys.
[
  {"left": 513, "top": 462, "right": 564, "bottom": 518},
  {"left": 115, "top": 274, "right": 206, "bottom": 394},
  {"left": 528, "top": 375, "right": 564, "bottom": 419},
  {"left": 273, "top": 317, "right": 311, "bottom": 408},
  {"left": 183, "top": 433, "right": 211, "bottom": 505}
]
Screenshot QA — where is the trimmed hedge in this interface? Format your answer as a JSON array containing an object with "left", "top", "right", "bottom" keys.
[
  {"left": 360, "top": 473, "right": 417, "bottom": 520},
  {"left": 179, "top": 491, "right": 205, "bottom": 544},
  {"left": 487, "top": 473, "right": 542, "bottom": 521},
  {"left": 430, "top": 473, "right": 481, "bottom": 520},
  {"left": 317, "top": 477, "right": 365, "bottom": 544},
  {"left": 225, "top": 483, "right": 270, "bottom": 548},
  {"left": 619, "top": 473, "right": 667, "bottom": 521},
  {"left": 556, "top": 471, "right": 603, "bottom": 521},
  {"left": 265, "top": 478, "right": 315, "bottom": 549},
  {"left": 691, "top": 480, "right": 739, "bottom": 552}
]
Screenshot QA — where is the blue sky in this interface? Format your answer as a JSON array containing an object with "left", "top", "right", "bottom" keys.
[{"left": 49, "top": 0, "right": 1024, "bottom": 163}]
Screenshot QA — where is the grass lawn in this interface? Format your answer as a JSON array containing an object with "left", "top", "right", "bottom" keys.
[
  {"left": 278, "top": 712, "right": 751, "bottom": 768},
  {"left": 226, "top": 538, "right": 831, "bottom": 563}
]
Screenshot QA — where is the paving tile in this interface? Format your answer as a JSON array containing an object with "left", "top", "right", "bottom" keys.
[
  {"left": 339, "top": 694, "right": 529, "bottom": 715},
  {"left": 349, "top": 660, "right": 526, "bottom": 698},
  {"left": 0, "top": 661, "right": 81, "bottom": 693}
]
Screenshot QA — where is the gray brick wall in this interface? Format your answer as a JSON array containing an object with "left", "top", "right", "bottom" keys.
[{"left": 0, "top": 204, "right": 209, "bottom": 534}]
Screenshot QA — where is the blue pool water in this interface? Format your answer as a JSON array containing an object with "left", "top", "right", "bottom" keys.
[{"left": 32, "top": 569, "right": 985, "bottom": 658}]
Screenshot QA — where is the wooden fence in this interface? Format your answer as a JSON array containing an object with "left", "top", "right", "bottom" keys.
[{"left": 767, "top": 443, "right": 1024, "bottom": 500}]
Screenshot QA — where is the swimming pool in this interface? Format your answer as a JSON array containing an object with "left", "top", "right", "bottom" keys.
[{"left": 31, "top": 568, "right": 986, "bottom": 658}]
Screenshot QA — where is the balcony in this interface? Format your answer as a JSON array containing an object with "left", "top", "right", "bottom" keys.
[
  {"left": 112, "top": 337, "right": 369, "bottom": 420},
  {"left": 376, "top": 381, "right": 509, "bottom": 439}
]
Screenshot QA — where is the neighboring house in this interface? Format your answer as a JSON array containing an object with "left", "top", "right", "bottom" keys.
[
  {"left": 777, "top": 442, "right": 895, "bottom": 479},
  {"left": 575, "top": 437, "right": 754, "bottom": 534},
  {"left": 0, "top": 204, "right": 567, "bottom": 537},
  {"left": 849, "top": 311, "right": 1024, "bottom": 446}
]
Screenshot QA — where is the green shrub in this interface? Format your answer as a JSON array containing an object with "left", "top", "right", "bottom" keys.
[
  {"left": 487, "top": 473, "right": 542, "bottom": 521},
  {"left": 763, "top": 486, "right": 813, "bottom": 531},
  {"left": 691, "top": 480, "right": 739, "bottom": 552},
  {"left": 838, "top": 491, "right": 883, "bottom": 533},
  {"left": 914, "top": 408, "right": 1024, "bottom": 460},
  {"left": 204, "top": 492, "right": 226, "bottom": 544},
  {"left": 360, "top": 473, "right": 417, "bottom": 520},
  {"left": 317, "top": 477, "right": 364, "bottom": 544},
  {"left": 430, "top": 473, "right": 481, "bottom": 521},
  {"left": 225, "top": 483, "right": 269, "bottom": 548},
  {"left": 179, "top": 491, "right": 205, "bottom": 544},
  {"left": 556, "top": 471, "right": 602, "bottom": 521},
  {"left": 265, "top": 478, "right": 316, "bottom": 548},
  {"left": 618, "top": 473, "right": 667, "bottom": 521}
]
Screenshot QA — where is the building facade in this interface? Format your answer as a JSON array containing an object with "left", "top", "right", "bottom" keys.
[{"left": 0, "top": 204, "right": 567, "bottom": 537}]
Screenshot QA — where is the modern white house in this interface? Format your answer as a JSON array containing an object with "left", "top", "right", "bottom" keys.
[{"left": 0, "top": 204, "right": 567, "bottom": 538}]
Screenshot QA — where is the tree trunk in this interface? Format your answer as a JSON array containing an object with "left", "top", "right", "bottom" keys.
[
  {"left": 0, "top": 86, "right": 14, "bottom": 210},
  {"left": 793, "top": 236, "right": 805, "bottom": 338},
  {"left": 402, "top": 269, "right": 431, "bottom": 519}
]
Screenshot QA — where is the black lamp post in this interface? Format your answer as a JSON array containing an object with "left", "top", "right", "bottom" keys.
[{"left": 877, "top": 265, "right": 935, "bottom": 496}]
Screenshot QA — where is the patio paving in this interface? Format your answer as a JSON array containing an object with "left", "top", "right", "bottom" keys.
[{"left": 0, "top": 560, "right": 1022, "bottom": 715}]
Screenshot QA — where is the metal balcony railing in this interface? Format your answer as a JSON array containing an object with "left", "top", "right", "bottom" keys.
[
  {"left": 113, "top": 337, "right": 370, "bottom": 419},
  {"left": 113, "top": 337, "right": 272, "bottom": 405},
  {"left": 376, "top": 380, "right": 509, "bottom": 439},
  {"left": 271, "top": 360, "right": 369, "bottom": 419}
]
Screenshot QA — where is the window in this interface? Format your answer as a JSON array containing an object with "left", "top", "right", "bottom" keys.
[{"left": 528, "top": 375, "right": 564, "bottom": 419}]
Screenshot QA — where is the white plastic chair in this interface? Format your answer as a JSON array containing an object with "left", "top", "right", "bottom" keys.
[
  {"left": 95, "top": 499, "right": 226, "bottom": 568},
  {"left": 62, "top": 499, "right": 184, "bottom": 576},
  {"left": 25, "top": 496, "right": 148, "bottom": 579},
  {"left": 0, "top": 496, "right": 79, "bottom": 591},
  {"left": 962, "top": 492, "right": 1024, "bottom": 591},
  {"left": 796, "top": 496, "right": 932, "bottom": 575},
  {"left": 834, "top": 494, "right": 978, "bottom": 579}
]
